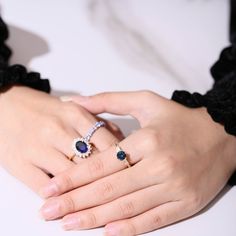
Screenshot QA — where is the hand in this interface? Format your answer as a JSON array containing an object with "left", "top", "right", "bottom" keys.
[
  {"left": 39, "top": 91, "right": 236, "bottom": 235},
  {"left": 0, "top": 86, "right": 119, "bottom": 194}
]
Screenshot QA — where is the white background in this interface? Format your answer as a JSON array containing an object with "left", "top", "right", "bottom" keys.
[{"left": 0, "top": 0, "right": 235, "bottom": 235}]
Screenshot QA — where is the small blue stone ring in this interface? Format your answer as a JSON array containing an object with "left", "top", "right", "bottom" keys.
[
  {"left": 72, "top": 121, "right": 105, "bottom": 159},
  {"left": 115, "top": 143, "right": 131, "bottom": 168}
]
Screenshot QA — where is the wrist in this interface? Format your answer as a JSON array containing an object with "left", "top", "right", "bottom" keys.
[{"left": 196, "top": 107, "right": 236, "bottom": 176}]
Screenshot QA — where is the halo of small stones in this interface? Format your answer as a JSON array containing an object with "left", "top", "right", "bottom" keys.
[{"left": 72, "top": 138, "right": 92, "bottom": 159}]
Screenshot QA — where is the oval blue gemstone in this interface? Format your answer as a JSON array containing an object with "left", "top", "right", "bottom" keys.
[
  {"left": 76, "top": 141, "right": 88, "bottom": 153},
  {"left": 117, "top": 151, "right": 126, "bottom": 161}
]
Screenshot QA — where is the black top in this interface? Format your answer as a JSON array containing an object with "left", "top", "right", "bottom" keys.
[
  {"left": 172, "top": 0, "right": 236, "bottom": 136},
  {"left": 0, "top": 17, "right": 50, "bottom": 92}
]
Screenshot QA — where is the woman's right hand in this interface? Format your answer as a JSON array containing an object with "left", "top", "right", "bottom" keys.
[{"left": 0, "top": 86, "right": 120, "bottom": 195}]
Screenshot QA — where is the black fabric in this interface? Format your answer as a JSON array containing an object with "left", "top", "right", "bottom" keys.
[
  {"left": 230, "top": 0, "right": 236, "bottom": 44},
  {"left": 172, "top": 0, "right": 236, "bottom": 184},
  {"left": 0, "top": 17, "right": 50, "bottom": 93}
]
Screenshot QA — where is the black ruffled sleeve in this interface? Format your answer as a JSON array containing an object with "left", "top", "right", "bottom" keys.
[
  {"left": 0, "top": 16, "right": 50, "bottom": 93},
  {"left": 172, "top": 0, "right": 236, "bottom": 184}
]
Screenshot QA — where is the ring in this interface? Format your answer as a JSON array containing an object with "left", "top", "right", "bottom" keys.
[
  {"left": 115, "top": 143, "right": 131, "bottom": 168},
  {"left": 72, "top": 121, "right": 105, "bottom": 159}
]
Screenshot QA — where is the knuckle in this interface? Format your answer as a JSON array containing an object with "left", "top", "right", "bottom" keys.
[
  {"left": 152, "top": 214, "right": 163, "bottom": 227},
  {"left": 41, "top": 116, "right": 63, "bottom": 137},
  {"left": 96, "top": 181, "right": 114, "bottom": 202},
  {"left": 85, "top": 212, "right": 97, "bottom": 228},
  {"left": 156, "top": 155, "right": 179, "bottom": 180},
  {"left": 64, "top": 103, "right": 82, "bottom": 119},
  {"left": 61, "top": 195, "right": 76, "bottom": 212},
  {"left": 124, "top": 221, "right": 136, "bottom": 235},
  {"left": 139, "top": 128, "right": 160, "bottom": 151},
  {"left": 119, "top": 201, "right": 135, "bottom": 218},
  {"left": 88, "top": 158, "right": 104, "bottom": 179},
  {"left": 57, "top": 173, "right": 74, "bottom": 192}
]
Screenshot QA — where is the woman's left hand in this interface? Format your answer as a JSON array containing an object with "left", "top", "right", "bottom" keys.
[{"left": 39, "top": 91, "right": 236, "bottom": 236}]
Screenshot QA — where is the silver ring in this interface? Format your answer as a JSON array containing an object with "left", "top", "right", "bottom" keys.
[{"left": 72, "top": 121, "right": 105, "bottom": 159}]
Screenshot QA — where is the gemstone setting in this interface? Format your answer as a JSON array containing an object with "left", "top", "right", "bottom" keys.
[
  {"left": 72, "top": 138, "right": 92, "bottom": 159},
  {"left": 75, "top": 141, "right": 88, "bottom": 153},
  {"left": 117, "top": 150, "right": 126, "bottom": 161}
]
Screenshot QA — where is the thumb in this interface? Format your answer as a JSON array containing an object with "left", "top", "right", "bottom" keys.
[{"left": 69, "top": 91, "right": 152, "bottom": 120}]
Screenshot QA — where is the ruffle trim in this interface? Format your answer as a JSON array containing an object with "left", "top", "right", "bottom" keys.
[{"left": 0, "top": 17, "right": 50, "bottom": 93}]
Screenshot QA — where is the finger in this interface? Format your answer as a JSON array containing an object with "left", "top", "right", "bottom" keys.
[
  {"left": 104, "top": 201, "right": 186, "bottom": 236},
  {"left": 39, "top": 159, "right": 159, "bottom": 219},
  {"left": 62, "top": 102, "right": 118, "bottom": 151},
  {"left": 49, "top": 126, "right": 79, "bottom": 159},
  {"left": 71, "top": 91, "right": 162, "bottom": 121},
  {"left": 11, "top": 162, "right": 50, "bottom": 196},
  {"left": 71, "top": 92, "right": 140, "bottom": 116},
  {"left": 33, "top": 149, "right": 75, "bottom": 176},
  {"left": 59, "top": 184, "right": 171, "bottom": 230},
  {"left": 39, "top": 130, "right": 145, "bottom": 198}
]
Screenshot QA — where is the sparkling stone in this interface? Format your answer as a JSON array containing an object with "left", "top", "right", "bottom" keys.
[
  {"left": 76, "top": 141, "right": 88, "bottom": 153},
  {"left": 117, "top": 151, "right": 126, "bottom": 161}
]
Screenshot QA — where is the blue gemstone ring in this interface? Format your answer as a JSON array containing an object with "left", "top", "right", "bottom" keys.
[
  {"left": 115, "top": 143, "right": 131, "bottom": 168},
  {"left": 72, "top": 121, "right": 105, "bottom": 159}
]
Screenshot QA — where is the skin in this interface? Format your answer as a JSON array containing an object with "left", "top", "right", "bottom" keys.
[
  {"left": 39, "top": 91, "right": 236, "bottom": 236},
  {"left": 0, "top": 86, "right": 119, "bottom": 194}
]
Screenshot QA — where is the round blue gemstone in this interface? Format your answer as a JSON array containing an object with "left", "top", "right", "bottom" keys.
[
  {"left": 76, "top": 141, "right": 88, "bottom": 153},
  {"left": 117, "top": 151, "right": 126, "bottom": 161}
]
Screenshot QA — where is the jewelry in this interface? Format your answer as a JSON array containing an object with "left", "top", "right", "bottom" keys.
[
  {"left": 115, "top": 143, "right": 131, "bottom": 168},
  {"left": 72, "top": 121, "right": 105, "bottom": 158}
]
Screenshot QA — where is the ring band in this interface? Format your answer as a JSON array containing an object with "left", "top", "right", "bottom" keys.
[
  {"left": 115, "top": 143, "right": 131, "bottom": 168},
  {"left": 72, "top": 121, "right": 105, "bottom": 159}
]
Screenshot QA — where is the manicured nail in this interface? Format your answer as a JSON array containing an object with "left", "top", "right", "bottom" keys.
[
  {"left": 62, "top": 215, "right": 80, "bottom": 230},
  {"left": 104, "top": 225, "right": 119, "bottom": 236},
  {"left": 60, "top": 96, "right": 73, "bottom": 102},
  {"left": 40, "top": 182, "right": 58, "bottom": 198},
  {"left": 40, "top": 201, "right": 60, "bottom": 220}
]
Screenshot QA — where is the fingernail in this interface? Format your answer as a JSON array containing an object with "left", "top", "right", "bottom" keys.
[
  {"left": 40, "top": 201, "right": 60, "bottom": 220},
  {"left": 62, "top": 215, "right": 80, "bottom": 230},
  {"left": 40, "top": 182, "right": 58, "bottom": 198},
  {"left": 104, "top": 225, "right": 119, "bottom": 236},
  {"left": 60, "top": 96, "right": 73, "bottom": 102}
]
